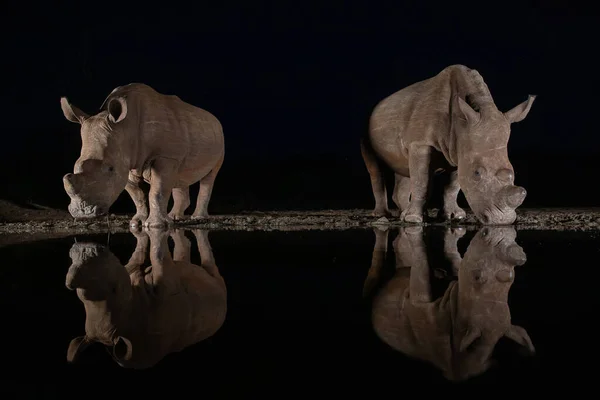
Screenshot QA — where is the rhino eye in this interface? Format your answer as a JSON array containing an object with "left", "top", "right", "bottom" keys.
[
  {"left": 107, "top": 166, "right": 114, "bottom": 173},
  {"left": 473, "top": 167, "right": 485, "bottom": 181}
]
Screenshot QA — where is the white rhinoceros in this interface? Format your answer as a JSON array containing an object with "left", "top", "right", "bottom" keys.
[
  {"left": 61, "top": 83, "right": 225, "bottom": 228},
  {"left": 361, "top": 64, "right": 536, "bottom": 224}
]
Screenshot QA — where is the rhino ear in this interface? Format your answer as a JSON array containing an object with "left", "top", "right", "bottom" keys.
[
  {"left": 60, "top": 97, "right": 89, "bottom": 124},
  {"left": 107, "top": 97, "right": 128, "bottom": 124},
  {"left": 456, "top": 95, "right": 480, "bottom": 125},
  {"left": 67, "top": 335, "right": 91, "bottom": 363},
  {"left": 504, "top": 95, "right": 536, "bottom": 124},
  {"left": 112, "top": 336, "right": 133, "bottom": 362}
]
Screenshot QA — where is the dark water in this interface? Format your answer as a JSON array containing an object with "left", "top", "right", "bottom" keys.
[{"left": 1, "top": 226, "right": 599, "bottom": 395}]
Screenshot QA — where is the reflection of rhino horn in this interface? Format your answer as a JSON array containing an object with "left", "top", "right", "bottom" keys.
[
  {"left": 505, "top": 244, "right": 527, "bottom": 266},
  {"left": 63, "top": 173, "right": 79, "bottom": 195}
]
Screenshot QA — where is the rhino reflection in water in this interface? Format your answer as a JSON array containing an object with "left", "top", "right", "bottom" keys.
[
  {"left": 65, "top": 228, "right": 227, "bottom": 369},
  {"left": 365, "top": 226, "right": 534, "bottom": 381}
]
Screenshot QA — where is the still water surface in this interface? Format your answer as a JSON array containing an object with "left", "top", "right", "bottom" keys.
[{"left": 1, "top": 226, "right": 599, "bottom": 394}]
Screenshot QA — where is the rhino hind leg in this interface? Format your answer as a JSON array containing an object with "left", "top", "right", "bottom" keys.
[
  {"left": 125, "top": 174, "right": 150, "bottom": 228},
  {"left": 360, "top": 137, "right": 391, "bottom": 217},
  {"left": 168, "top": 187, "right": 191, "bottom": 221},
  {"left": 392, "top": 174, "right": 411, "bottom": 216},
  {"left": 442, "top": 170, "right": 466, "bottom": 222},
  {"left": 192, "top": 152, "right": 224, "bottom": 219}
]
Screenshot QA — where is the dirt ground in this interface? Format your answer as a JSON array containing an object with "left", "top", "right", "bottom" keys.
[{"left": 2, "top": 199, "right": 600, "bottom": 248}]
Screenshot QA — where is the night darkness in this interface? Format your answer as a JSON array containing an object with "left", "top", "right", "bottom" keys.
[{"left": 2, "top": 0, "right": 599, "bottom": 215}]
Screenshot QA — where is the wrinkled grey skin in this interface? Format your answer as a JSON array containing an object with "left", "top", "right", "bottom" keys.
[
  {"left": 65, "top": 228, "right": 227, "bottom": 369},
  {"left": 365, "top": 226, "right": 534, "bottom": 382},
  {"left": 61, "top": 83, "right": 225, "bottom": 228},
  {"left": 361, "top": 64, "right": 536, "bottom": 225}
]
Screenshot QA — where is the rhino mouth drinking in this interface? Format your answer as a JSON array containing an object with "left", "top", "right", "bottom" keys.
[{"left": 63, "top": 174, "right": 113, "bottom": 219}]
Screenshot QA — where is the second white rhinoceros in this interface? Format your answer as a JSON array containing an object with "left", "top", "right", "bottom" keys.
[
  {"left": 61, "top": 83, "right": 225, "bottom": 228},
  {"left": 361, "top": 64, "right": 536, "bottom": 225}
]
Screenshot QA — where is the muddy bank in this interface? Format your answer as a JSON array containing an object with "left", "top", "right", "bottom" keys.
[{"left": 2, "top": 205, "right": 600, "bottom": 236}]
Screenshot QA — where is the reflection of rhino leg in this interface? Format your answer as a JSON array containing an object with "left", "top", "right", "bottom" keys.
[
  {"left": 147, "top": 229, "right": 172, "bottom": 283},
  {"left": 393, "top": 228, "right": 414, "bottom": 269},
  {"left": 404, "top": 226, "right": 432, "bottom": 303},
  {"left": 192, "top": 229, "right": 219, "bottom": 277},
  {"left": 363, "top": 227, "right": 389, "bottom": 297},
  {"left": 125, "top": 229, "right": 150, "bottom": 273},
  {"left": 170, "top": 229, "right": 191, "bottom": 263},
  {"left": 444, "top": 227, "right": 466, "bottom": 276}
]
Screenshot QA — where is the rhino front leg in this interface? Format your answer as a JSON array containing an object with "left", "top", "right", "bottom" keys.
[
  {"left": 144, "top": 158, "right": 178, "bottom": 229},
  {"left": 392, "top": 174, "right": 411, "bottom": 216},
  {"left": 168, "top": 187, "right": 191, "bottom": 221},
  {"left": 192, "top": 152, "right": 224, "bottom": 219},
  {"left": 361, "top": 137, "right": 391, "bottom": 217},
  {"left": 443, "top": 170, "right": 466, "bottom": 222},
  {"left": 401, "top": 145, "right": 432, "bottom": 224},
  {"left": 125, "top": 173, "right": 150, "bottom": 228}
]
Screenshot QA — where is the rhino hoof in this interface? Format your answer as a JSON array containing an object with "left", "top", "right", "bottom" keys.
[
  {"left": 403, "top": 214, "right": 423, "bottom": 224},
  {"left": 144, "top": 216, "right": 173, "bottom": 229},
  {"left": 372, "top": 208, "right": 391, "bottom": 218},
  {"left": 168, "top": 212, "right": 186, "bottom": 221},
  {"left": 446, "top": 226, "right": 466, "bottom": 238},
  {"left": 444, "top": 209, "right": 466, "bottom": 222}
]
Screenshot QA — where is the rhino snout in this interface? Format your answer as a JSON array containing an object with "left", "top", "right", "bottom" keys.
[
  {"left": 68, "top": 201, "right": 106, "bottom": 219},
  {"left": 506, "top": 186, "right": 527, "bottom": 208}
]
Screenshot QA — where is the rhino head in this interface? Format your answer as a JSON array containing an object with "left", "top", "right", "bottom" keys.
[
  {"left": 65, "top": 242, "right": 135, "bottom": 364},
  {"left": 61, "top": 95, "right": 131, "bottom": 219},
  {"left": 449, "top": 226, "right": 534, "bottom": 381},
  {"left": 454, "top": 93, "right": 536, "bottom": 225}
]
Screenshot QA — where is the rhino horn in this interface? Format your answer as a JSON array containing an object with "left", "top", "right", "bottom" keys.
[
  {"left": 504, "top": 94, "right": 537, "bottom": 124},
  {"left": 505, "top": 185, "right": 527, "bottom": 208},
  {"left": 63, "top": 173, "right": 80, "bottom": 196}
]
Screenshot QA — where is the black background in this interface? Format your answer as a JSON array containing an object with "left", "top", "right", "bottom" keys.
[{"left": 2, "top": 0, "right": 599, "bottom": 214}]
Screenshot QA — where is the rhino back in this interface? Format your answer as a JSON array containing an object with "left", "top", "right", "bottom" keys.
[
  {"left": 104, "top": 83, "right": 224, "bottom": 181},
  {"left": 367, "top": 65, "right": 471, "bottom": 171}
]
